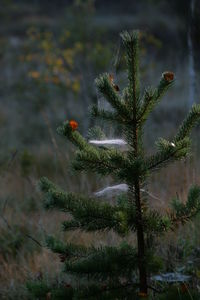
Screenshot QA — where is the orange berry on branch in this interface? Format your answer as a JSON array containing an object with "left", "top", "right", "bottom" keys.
[{"left": 69, "top": 120, "right": 78, "bottom": 131}]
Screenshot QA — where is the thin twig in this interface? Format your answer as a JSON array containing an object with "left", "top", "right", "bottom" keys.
[
  {"left": 0, "top": 213, "right": 43, "bottom": 248},
  {"left": 41, "top": 110, "right": 68, "bottom": 176}
]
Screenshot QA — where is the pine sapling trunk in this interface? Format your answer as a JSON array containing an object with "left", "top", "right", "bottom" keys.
[
  {"left": 129, "top": 31, "right": 148, "bottom": 294},
  {"left": 135, "top": 180, "right": 147, "bottom": 294},
  {"left": 133, "top": 127, "right": 148, "bottom": 294}
]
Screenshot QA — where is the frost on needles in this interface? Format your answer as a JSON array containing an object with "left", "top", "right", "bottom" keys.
[{"left": 27, "top": 30, "right": 200, "bottom": 299}]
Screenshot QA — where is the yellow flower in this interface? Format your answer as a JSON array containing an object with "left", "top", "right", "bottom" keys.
[
  {"left": 72, "top": 80, "right": 80, "bottom": 93},
  {"left": 28, "top": 71, "right": 40, "bottom": 79},
  {"left": 63, "top": 49, "right": 74, "bottom": 67},
  {"left": 56, "top": 58, "right": 63, "bottom": 67}
]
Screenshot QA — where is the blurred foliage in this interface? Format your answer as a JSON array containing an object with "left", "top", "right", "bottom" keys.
[
  {"left": 20, "top": 150, "right": 35, "bottom": 178},
  {"left": 19, "top": 0, "right": 113, "bottom": 111},
  {"left": 0, "top": 224, "right": 39, "bottom": 260}
]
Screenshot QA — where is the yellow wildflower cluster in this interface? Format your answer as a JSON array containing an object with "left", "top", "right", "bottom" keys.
[{"left": 28, "top": 71, "right": 40, "bottom": 79}]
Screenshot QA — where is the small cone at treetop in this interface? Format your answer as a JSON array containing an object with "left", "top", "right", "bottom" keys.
[{"left": 162, "top": 71, "right": 174, "bottom": 82}]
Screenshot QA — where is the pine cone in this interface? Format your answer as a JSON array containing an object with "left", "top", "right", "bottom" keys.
[{"left": 162, "top": 71, "right": 174, "bottom": 82}]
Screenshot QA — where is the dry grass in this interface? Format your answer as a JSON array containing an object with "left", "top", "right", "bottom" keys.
[{"left": 0, "top": 147, "right": 200, "bottom": 298}]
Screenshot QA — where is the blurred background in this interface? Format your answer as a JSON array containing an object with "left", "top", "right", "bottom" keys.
[{"left": 0, "top": 0, "right": 200, "bottom": 298}]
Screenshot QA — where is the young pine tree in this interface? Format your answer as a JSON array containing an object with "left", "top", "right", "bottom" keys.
[{"left": 28, "top": 31, "right": 200, "bottom": 299}]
